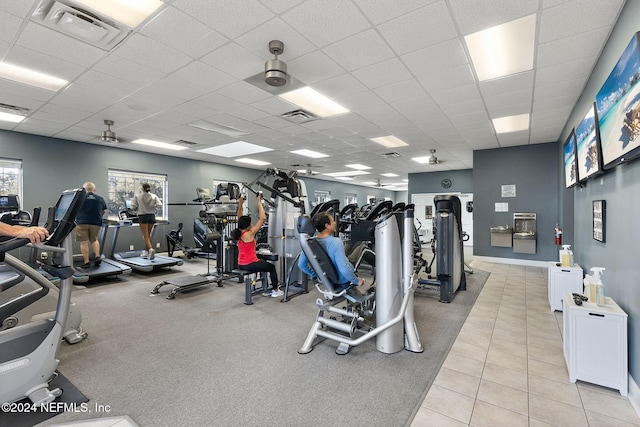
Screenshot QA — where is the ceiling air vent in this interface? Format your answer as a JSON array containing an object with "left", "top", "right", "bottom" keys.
[
  {"left": 382, "top": 152, "right": 401, "bottom": 158},
  {"left": 281, "top": 109, "right": 319, "bottom": 124},
  {"left": 31, "top": 0, "right": 132, "bottom": 51}
]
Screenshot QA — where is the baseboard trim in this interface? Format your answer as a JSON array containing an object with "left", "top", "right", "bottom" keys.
[
  {"left": 629, "top": 374, "right": 640, "bottom": 418},
  {"left": 471, "top": 256, "right": 551, "bottom": 268}
]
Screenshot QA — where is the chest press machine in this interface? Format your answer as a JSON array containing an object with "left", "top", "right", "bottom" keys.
[{"left": 297, "top": 208, "right": 423, "bottom": 355}]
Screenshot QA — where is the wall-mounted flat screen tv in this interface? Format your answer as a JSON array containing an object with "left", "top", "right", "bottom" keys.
[
  {"left": 563, "top": 129, "right": 579, "bottom": 188},
  {"left": 595, "top": 31, "right": 640, "bottom": 169},
  {"left": 576, "top": 102, "right": 603, "bottom": 182}
]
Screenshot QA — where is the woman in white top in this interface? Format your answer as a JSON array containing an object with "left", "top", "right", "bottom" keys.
[{"left": 131, "top": 183, "right": 162, "bottom": 260}]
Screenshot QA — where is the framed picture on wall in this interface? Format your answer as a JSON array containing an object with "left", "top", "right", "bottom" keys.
[{"left": 592, "top": 200, "right": 606, "bottom": 242}]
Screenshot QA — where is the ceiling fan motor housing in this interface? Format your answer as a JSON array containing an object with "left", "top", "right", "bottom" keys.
[
  {"left": 265, "top": 59, "right": 287, "bottom": 86},
  {"left": 265, "top": 40, "right": 287, "bottom": 87}
]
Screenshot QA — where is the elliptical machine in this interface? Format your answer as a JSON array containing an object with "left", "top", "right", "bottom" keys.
[{"left": 0, "top": 187, "right": 86, "bottom": 405}]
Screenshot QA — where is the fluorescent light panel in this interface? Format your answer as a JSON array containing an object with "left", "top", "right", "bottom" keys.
[
  {"left": 335, "top": 176, "right": 353, "bottom": 181},
  {"left": 381, "top": 173, "right": 399, "bottom": 177},
  {"left": 0, "top": 63, "right": 68, "bottom": 91},
  {"left": 465, "top": 14, "right": 536, "bottom": 81},
  {"left": 371, "top": 135, "right": 408, "bottom": 148},
  {"left": 346, "top": 164, "right": 371, "bottom": 170},
  {"left": 235, "top": 158, "right": 270, "bottom": 166},
  {"left": 412, "top": 156, "right": 433, "bottom": 164},
  {"left": 0, "top": 111, "right": 26, "bottom": 123},
  {"left": 132, "top": 139, "right": 187, "bottom": 151},
  {"left": 291, "top": 149, "right": 328, "bottom": 158},
  {"left": 75, "top": 0, "right": 163, "bottom": 27},
  {"left": 279, "top": 87, "right": 349, "bottom": 118},
  {"left": 188, "top": 120, "right": 248, "bottom": 137},
  {"left": 196, "top": 141, "right": 272, "bottom": 158},
  {"left": 323, "top": 171, "right": 370, "bottom": 177},
  {"left": 492, "top": 114, "right": 530, "bottom": 133}
]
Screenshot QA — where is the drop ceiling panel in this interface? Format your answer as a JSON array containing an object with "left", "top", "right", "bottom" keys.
[
  {"left": 416, "top": 65, "right": 476, "bottom": 94},
  {"left": 138, "top": 7, "right": 220, "bottom": 59},
  {"left": 113, "top": 34, "right": 192, "bottom": 74},
  {"left": 17, "top": 22, "right": 104, "bottom": 67},
  {"left": 286, "top": 50, "right": 345, "bottom": 85},
  {"left": 449, "top": 0, "right": 539, "bottom": 35},
  {"left": 537, "top": 27, "right": 611, "bottom": 68},
  {"left": 402, "top": 39, "right": 469, "bottom": 77},
  {"left": 351, "top": 58, "right": 413, "bottom": 90},
  {"left": 377, "top": 3, "right": 457, "bottom": 55},
  {"left": 323, "top": 29, "right": 395, "bottom": 72},
  {"left": 92, "top": 56, "right": 166, "bottom": 87},
  {"left": 176, "top": 0, "right": 273, "bottom": 39},
  {"left": 539, "top": 0, "right": 623, "bottom": 44},
  {"left": 282, "top": 0, "right": 370, "bottom": 48}
]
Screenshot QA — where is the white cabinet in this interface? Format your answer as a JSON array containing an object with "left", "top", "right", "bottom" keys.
[
  {"left": 563, "top": 294, "right": 628, "bottom": 396},
  {"left": 548, "top": 263, "right": 583, "bottom": 312}
]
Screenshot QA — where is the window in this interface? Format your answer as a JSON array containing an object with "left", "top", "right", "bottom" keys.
[
  {"left": 107, "top": 170, "right": 167, "bottom": 219},
  {"left": 0, "top": 159, "right": 22, "bottom": 202},
  {"left": 344, "top": 193, "right": 357, "bottom": 206},
  {"left": 313, "top": 190, "right": 331, "bottom": 207}
]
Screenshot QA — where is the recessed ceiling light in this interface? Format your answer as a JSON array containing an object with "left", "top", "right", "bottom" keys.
[
  {"left": 0, "top": 111, "right": 26, "bottom": 123},
  {"left": 279, "top": 86, "right": 349, "bottom": 118},
  {"left": 381, "top": 173, "right": 399, "bottom": 177},
  {"left": 412, "top": 156, "right": 433, "bottom": 164},
  {"left": 335, "top": 176, "right": 354, "bottom": 181},
  {"left": 0, "top": 62, "right": 68, "bottom": 91},
  {"left": 492, "top": 114, "right": 530, "bottom": 133},
  {"left": 235, "top": 158, "right": 271, "bottom": 166},
  {"left": 132, "top": 139, "right": 187, "bottom": 151},
  {"left": 196, "top": 141, "right": 272, "bottom": 158},
  {"left": 75, "top": 0, "right": 163, "bottom": 27},
  {"left": 465, "top": 14, "right": 536, "bottom": 81},
  {"left": 371, "top": 135, "right": 409, "bottom": 148},
  {"left": 346, "top": 164, "right": 371, "bottom": 170},
  {"left": 188, "top": 120, "right": 248, "bottom": 137},
  {"left": 323, "top": 171, "right": 370, "bottom": 177},
  {"left": 291, "top": 149, "right": 328, "bottom": 158},
  {"left": 362, "top": 181, "right": 377, "bottom": 185}
]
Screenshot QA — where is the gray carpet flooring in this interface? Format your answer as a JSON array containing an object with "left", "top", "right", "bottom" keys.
[{"left": 34, "top": 258, "right": 488, "bottom": 427}]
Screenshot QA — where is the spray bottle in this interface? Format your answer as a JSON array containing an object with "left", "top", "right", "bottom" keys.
[
  {"left": 560, "top": 245, "right": 573, "bottom": 267},
  {"left": 590, "top": 267, "right": 606, "bottom": 306}
]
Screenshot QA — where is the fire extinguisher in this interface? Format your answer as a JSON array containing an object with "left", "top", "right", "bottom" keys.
[{"left": 554, "top": 224, "right": 563, "bottom": 245}]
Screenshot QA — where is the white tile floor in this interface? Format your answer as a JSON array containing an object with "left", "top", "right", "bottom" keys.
[{"left": 411, "top": 261, "right": 640, "bottom": 427}]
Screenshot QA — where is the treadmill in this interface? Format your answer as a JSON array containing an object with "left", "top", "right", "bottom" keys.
[
  {"left": 72, "top": 220, "right": 132, "bottom": 283},
  {"left": 108, "top": 215, "right": 183, "bottom": 273}
]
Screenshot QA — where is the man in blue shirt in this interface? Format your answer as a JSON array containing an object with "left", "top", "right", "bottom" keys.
[
  {"left": 75, "top": 182, "right": 107, "bottom": 269},
  {"left": 298, "top": 212, "right": 365, "bottom": 287}
]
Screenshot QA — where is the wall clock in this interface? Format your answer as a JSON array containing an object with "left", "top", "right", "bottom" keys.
[{"left": 441, "top": 178, "right": 452, "bottom": 189}]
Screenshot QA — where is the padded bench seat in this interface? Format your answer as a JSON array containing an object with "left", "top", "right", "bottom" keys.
[{"left": 232, "top": 269, "right": 267, "bottom": 305}]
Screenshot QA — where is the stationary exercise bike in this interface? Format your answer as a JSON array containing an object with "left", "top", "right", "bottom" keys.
[{"left": 0, "top": 187, "right": 86, "bottom": 405}]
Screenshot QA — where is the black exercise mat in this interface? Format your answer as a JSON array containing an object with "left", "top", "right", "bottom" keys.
[{"left": 0, "top": 370, "right": 88, "bottom": 427}]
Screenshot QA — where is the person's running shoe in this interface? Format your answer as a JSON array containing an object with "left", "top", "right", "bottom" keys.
[
  {"left": 271, "top": 289, "right": 284, "bottom": 298},
  {"left": 141, "top": 250, "right": 149, "bottom": 259},
  {"left": 149, "top": 248, "right": 155, "bottom": 260},
  {"left": 262, "top": 289, "right": 274, "bottom": 297},
  {"left": 94, "top": 256, "right": 102, "bottom": 267},
  {"left": 81, "top": 262, "right": 90, "bottom": 269}
]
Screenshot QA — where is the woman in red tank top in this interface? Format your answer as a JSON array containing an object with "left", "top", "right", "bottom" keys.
[{"left": 233, "top": 193, "right": 281, "bottom": 297}]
